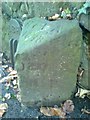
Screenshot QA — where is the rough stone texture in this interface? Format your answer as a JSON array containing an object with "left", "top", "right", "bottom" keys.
[
  {"left": 15, "top": 18, "right": 82, "bottom": 107},
  {"left": 8, "top": 18, "right": 21, "bottom": 40},
  {"left": 80, "top": 43, "right": 88, "bottom": 89},
  {"left": 2, "top": 2, "right": 12, "bottom": 17},
  {"left": 2, "top": 17, "right": 21, "bottom": 56},
  {"left": 79, "top": 8, "right": 90, "bottom": 31},
  {"left": 2, "top": 2, "right": 84, "bottom": 55},
  {"left": 28, "top": 2, "right": 66, "bottom": 17},
  {"left": 2, "top": 16, "right": 10, "bottom": 55},
  {"left": 70, "top": 2, "right": 84, "bottom": 9},
  {"left": 25, "top": 2, "right": 84, "bottom": 18},
  {"left": 79, "top": 32, "right": 90, "bottom": 89}
]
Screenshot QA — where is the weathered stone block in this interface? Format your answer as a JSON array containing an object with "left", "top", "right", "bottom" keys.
[{"left": 15, "top": 18, "right": 82, "bottom": 107}]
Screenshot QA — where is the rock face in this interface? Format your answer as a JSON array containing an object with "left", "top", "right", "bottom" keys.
[
  {"left": 2, "top": 17, "right": 21, "bottom": 57},
  {"left": 15, "top": 18, "right": 82, "bottom": 107},
  {"left": 8, "top": 18, "right": 22, "bottom": 40},
  {"left": 78, "top": 3, "right": 90, "bottom": 32},
  {"left": 79, "top": 33, "right": 90, "bottom": 90},
  {"left": 78, "top": 3, "right": 90, "bottom": 89},
  {"left": 79, "top": 12, "right": 90, "bottom": 31}
]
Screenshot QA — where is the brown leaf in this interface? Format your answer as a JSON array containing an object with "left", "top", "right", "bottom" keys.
[
  {"left": 0, "top": 109, "right": 5, "bottom": 117},
  {"left": 51, "top": 14, "right": 60, "bottom": 20},
  {"left": 0, "top": 75, "right": 17, "bottom": 83},
  {"left": 0, "top": 103, "right": 8, "bottom": 110},
  {"left": 0, "top": 103, "right": 8, "bottom": 118},
  {"left": 8, "top": 70, "right": 17, "bottom": 76},
  {"left": 62, "top": 100, "right": 74, "bottom": 113},
  {"left": 40, "top": 100, "right": 74, "bottom": 117},
  {"left": 40, "top": 107, "right": 66, "bottom": 117},
  {"left": 50, "top": 108, "right": 66, "bottom": 117},
  {"left": 7, "top": 67, "right": 13, "bottom": 72},
  {"left": 40, "top": 107, "right": 51, "bottom": 116}
]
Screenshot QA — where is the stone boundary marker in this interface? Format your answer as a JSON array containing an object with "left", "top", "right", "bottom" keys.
[{"left": 15, "top": 18, "right": 82, "bottom": 107}]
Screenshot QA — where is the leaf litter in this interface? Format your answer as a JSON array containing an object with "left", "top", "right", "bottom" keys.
[
  {"left": 0, "top": 65, "right": 19, "bottom": 118},
  {"left": 75, "top": 88, "right": 90, "bottom": 99},
  {"left": 40, "top": 99, "right": 74, "bottom": 118}
]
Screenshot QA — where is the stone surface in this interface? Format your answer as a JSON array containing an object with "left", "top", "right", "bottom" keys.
[
  {"left": 8, "top": 18, "right": 21, "bottom": 40},
  {"left": 29, "top": 2, "right": 65, "bottom": 17},
  {"left": 79, "top": 32, "right": 90, "bottom": 89},
  {"left": 80, "top": 44, "right": 88, "bottom": 89},
  {"left": 2, "top": 17, "right": 21, "bottom": 56},
  {"left": 2, "top": 16, "right": 10, "bottom": 55},
  {"left": 2, "top": 2, "right": 12, "bottom": 17},
  {"left": 78, "top": 3, "right": 90, "bottom": 32},
  {"left": 79, "top": 12, "right": 90, "bottom": 31},
  {"left": 78, "top": 3, "right": 90, "bottom": 89},
  {"left": 27, "top": 2, "right": 83, "bottom": 18},
  {"left": 15, "top": 18, "right": 82, "bottom": 107}
]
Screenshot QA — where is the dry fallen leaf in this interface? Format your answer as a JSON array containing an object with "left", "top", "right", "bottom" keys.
[
  {"left": 13, "top": 85, "right": 18, "bottom": 89},
  {"left": 0, "top": 103, "right": 8, "bottom": 110},
  {"left": 8, "top": 70, "right": 17, "bottom": 76},
  {"left": 40, "top": 107, "right": 51, "bottom": 116},
  {"left": 0, "top": 74, "right": 18, "bottom": 83},
  {"left": 75, "top": 88, "right": 90, "bottom": 98},
  {"left": 50, "top": 108, "right": 66, "bottom": 117},
  {"left": 62, "top": 100, "right": 74, "bottom": 113},
  {"left": 0, "top": 103, "right": 8, "bottom": 117},
  {"left": 0, "top": 109, "right": 5, "bottom": 117},
  {"left": 51, "top": 14, "right": 60, "bottom": 20},
  {"left": 6, "top": 67, "right": 13, "bottom": 73},
  {"left": 40, "top": 107, "right": 66, "bottom": 117},
  {"left": 2, "top": 65, "right": 8, "bottom": 69},
  {"left": 81, "top": 108, "right": 90, "bottom": 114},
  {"left": 12, "top": 80, "right": 17, "bottom": 86},
  {"left": 40, "top": 100, "right": 74, "bottom": 118}
]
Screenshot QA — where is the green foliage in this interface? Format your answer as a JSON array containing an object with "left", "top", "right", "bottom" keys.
[
  {"left": 78, "top": 2, "right": 90, "bottom": 15},
  {"left": 83, "top": 2, "right": 90, "bottom": 8},
  {"left": 64, "top": 8, "right": 71, "bottom": 14},
  {"left": 78, "top": 7, "right": 86, "bottom": 15},
  {"left": 11, "top": 94, "right": 17, "bottom": 99}
]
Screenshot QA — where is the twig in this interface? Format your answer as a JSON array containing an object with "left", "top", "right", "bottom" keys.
[{"left": 81, "top": 109, "right": 90, "bottom": 114}]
